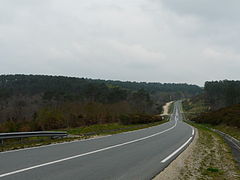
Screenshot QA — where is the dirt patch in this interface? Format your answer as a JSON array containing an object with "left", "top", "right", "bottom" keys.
[
  {"left": 153, "top": 127, "right": 240, "bottom": 180},
  {"left": 161, "top": 101, "right": 173, "bottom": 116}
]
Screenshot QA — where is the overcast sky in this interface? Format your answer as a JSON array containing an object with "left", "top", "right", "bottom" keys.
[{"left": 1, "top": 0, "right": 239, "bottom": 86}]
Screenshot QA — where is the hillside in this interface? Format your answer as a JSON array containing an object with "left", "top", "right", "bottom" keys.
[
  {"left": 205, "top": 80, "right": 240, "bottom": 110},
  {"left": 184, "top": 80, "right": 240, "bottom": 127},
  {"left": 0, "top": 75, "right": 201, "bottom": 99},
  {"left": 0, "top": 74, "right": 202, "bottom": 132},
  {"left": 183, "top": 81, "right": 240, "bottom": 140},
  {"left": 192, "top": 104, "right": 240, "bottom": 128}
]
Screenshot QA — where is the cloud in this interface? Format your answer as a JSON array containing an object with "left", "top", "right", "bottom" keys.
[{"left": 0, "top": 0, "right": 239, "bottom": 85}]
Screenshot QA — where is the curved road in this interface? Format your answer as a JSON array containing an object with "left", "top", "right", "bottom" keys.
[{"left": 0, "top": 101, "right": 194, "bottom": 180}]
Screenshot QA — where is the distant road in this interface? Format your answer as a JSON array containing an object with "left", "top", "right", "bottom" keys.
[{"left": 0, "top": 101, "right": 194, "bottom": 180}]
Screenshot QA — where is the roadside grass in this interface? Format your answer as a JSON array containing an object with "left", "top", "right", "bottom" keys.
[
  {"left": 189, "top": 123, "right": 240, "bottom": 142},
  {"left": 181, "top": 99, "right": 240, "bottom": 179},
  {"left": 183, "top": 99, "right": 240, "bottom": 141},
  {"left": 0, "top": 136, "right": 80, "bottom": 152},
  {"left": 0, "top": 119, "right": 169, "bottom": 152},
  {"left": 66, "top": 120, "right": 168, "bottom": 135},
  {"left": 181, "top": 121, "right": 240, "bottom": 179},
  {"left": 168, "top": 102, "right": 174, "bottom": 115},
  {"left": 183, "top": 99, "right": 207, "bottom": 113},
  {"left": 213, "top": 124, "right": 240, "bottom": 141},
  {"left": 207, "top": 167, "right": 220, "bottom": 173}
]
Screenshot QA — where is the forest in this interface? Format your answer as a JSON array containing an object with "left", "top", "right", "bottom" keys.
[
  {"left": 0, "top": 74, "right": 202, "bottom": 132},
  {"left": 192, "top": 104, "right": 240, "bottom": 128},
  {"left": 184, "top": 80, "right": 240, "bottom": 128},
  {"left": 204, "top": 80, "right": 240, "bottom": 110}
]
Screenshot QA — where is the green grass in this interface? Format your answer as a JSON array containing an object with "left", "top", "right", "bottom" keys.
[
  {"left": 66, "top": 120, "right": 168, "bottom": 135},
  {"left": 168, "top": 101, "right": 174, "bottom": 114},
  {"left": 183, "top": 120, "right": 240, "bottom": 179},
  {"left": 215, "top": 125, "right": 240, "bottom": 141},
  {"left": 183, "top": 99, "right": 207, "bottom": 113},
  {"left": 180, "top": 100, "right": 240, "bottom": 179},
  {"left": 207, "top": 168, "right": 220, "bottom": 173},
  {"left": 183, "top": 99, "right": 240, "bottom": 141},
  {"left": 196, "top": 123, "right": 240, "bottom": 141},
  {"left": 0, "top": 136, "right": 79, "bottom": 152}
]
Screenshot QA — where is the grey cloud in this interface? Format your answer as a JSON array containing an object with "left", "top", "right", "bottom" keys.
[
  {"left": 0, "top": 0, "right": 239, "bottom": 85},
  {"left": 160, "top": 0, "right": 240, "bottom": 22}
]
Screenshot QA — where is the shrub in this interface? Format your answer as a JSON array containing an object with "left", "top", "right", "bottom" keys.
[{"left": 120, "top": 114, "right": 162, "bottom": 125}]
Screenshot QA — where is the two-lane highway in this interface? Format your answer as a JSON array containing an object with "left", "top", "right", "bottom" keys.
[{"left": 0, "top": 101, "right": 195, "bottom": 180}]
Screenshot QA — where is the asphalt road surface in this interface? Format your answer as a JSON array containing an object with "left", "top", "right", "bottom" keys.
[{"left": 0, "top": 101, "right": 194, "bottom": 180}]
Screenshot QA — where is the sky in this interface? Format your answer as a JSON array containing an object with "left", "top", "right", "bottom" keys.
[{"left": 0, "top": 0, "right": 239, "bottom": 86}]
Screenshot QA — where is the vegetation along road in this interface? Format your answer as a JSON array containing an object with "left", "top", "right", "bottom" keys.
[{"left": 0, "top": 101, "right": 194, "bottom": 180}]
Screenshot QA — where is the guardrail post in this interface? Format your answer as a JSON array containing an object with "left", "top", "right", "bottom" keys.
[{"left": 1, "top": 139, "right": 3, "bottom": 145}]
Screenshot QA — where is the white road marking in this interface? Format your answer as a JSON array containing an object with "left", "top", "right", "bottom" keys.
[
  {"left": 161, "top": 136, "right": 193, "bottom": 163},
  {"left": 2, "top": 105, "right": 181, "bottom": 155},
  {"left": 0, "top": 121, "right": 178, "bottom": 178}
]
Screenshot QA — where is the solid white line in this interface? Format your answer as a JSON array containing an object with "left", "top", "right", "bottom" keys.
[
  {"left": 0, "top": 121, "right": 177, "bottom": 178},
  {"left": 161, "top": 136, "right": 192, "bottom": 163}
]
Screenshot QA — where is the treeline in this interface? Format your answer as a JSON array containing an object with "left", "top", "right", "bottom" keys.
[
  {"left": 205, "top": 80, "right": 240, "bottom": 110},
  {"left": 0, "top": 102, "right": 139, "bottom": 132},
  {"left": 184, "top": 80, "right": 240, "bottom": 128},
  {"left": 102, "top": 80, "right": 201, "bottom": 95},
  {"left": 0, "top": 75, "right": 202, "bottom": 132},
  {"left": 0, "top": 75, "right": 201, "bottom": 100},
  {"left": 192, "top": 104, "right": 240, "bottom": 128}
]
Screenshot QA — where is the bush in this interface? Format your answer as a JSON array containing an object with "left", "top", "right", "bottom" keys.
[
  {"left": 192, "top": 104, "right": 240, "bottom": 128},
  {"left": 119, "top": 114, "right": 162, "bottom": 125}
]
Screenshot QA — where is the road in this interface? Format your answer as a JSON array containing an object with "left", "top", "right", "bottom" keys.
[{"left": 0, "top": 101, "right": 194, "bottom": 180}]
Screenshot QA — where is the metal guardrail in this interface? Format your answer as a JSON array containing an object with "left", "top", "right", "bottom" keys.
[
  {"left": 182, "top": 115, "right": 240, "bottom": 149},
  {"left": 210, "top": 128, "right": 240, "bottom": 150},
  {"left": 0, "top": 131, "right": 68, "bottom": 144}
]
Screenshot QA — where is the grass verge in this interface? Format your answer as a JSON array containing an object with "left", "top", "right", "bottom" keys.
[
  {"left": 183, "top": 99, "right": 240, "bottom": 141},
  {"left": 180, "top": 121, "right": 240, "bottom": 179},
  {"left": 0, "top": 119, "right": 168, "bottom": 152},
  {"left": 192, "top": 123, "right": 240, "bottom": 142}
]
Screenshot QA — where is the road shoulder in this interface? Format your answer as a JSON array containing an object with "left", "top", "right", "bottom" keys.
[
  {"left": 154, "top": 124, "right": 240, "bottom": 180},
  {"left": 153, "top": 128, "right": 198, "bottom": 180}
]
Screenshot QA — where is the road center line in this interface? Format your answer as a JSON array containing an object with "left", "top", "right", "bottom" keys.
[{"left": 0, "top": 121, "right": 177, "bottom": 178}]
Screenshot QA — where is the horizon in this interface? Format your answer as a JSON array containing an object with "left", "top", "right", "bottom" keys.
[{"left": 2, "top": 73, "right": 233, "bottom": 87}]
